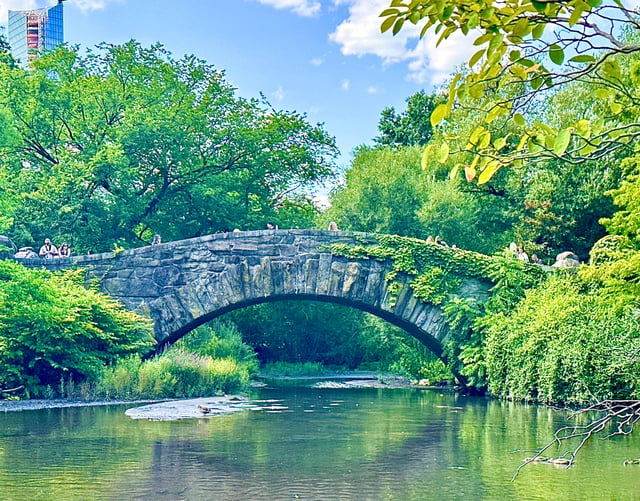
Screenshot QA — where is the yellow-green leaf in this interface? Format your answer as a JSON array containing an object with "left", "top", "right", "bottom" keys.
[
  {"left": 430, "top": 104, "right": 449, "bottom": 127},
  {"left": 532, "top": 23, "right": 545, "bottom": 39},
  {"left": 469, "top": 49, "right": 485, "bottom": 68},
  {"left": 478, "top": 160, "right": 501, "bottom": 184},
  {"left": 381, "top": 16, "right": 396, "bottom": 33},
  {"left": 421, "top": 144, "right": 433, "bottom": 171},
  {"left": 576, "top": 119, "right": 590, "bottom": 138},
  {"left": 553, "top": 128, "right": 572, "bottom": 155},
  {"left": 570, "top": 54, "right": 595, "bottom": 63},
  {"left": 513, "top": 113, "right": 526, "bottom": 126},
  {"left": 469, "top": 125, "right": 486, "bottom": 146},
  {"left": 436, "top": 142, "right": 450, "bottom": 163},
  {"left": 380, "top": 8, "right": 400, "bottom": 17},
  {"left": 449, "top": 164, "right": 461, "bottom": 181},
  {"left": 610, "top": 101, "right": 623, "bottom": 114},
  {"left": 478, "top": 130, "right": 491, "bottom": 149}
]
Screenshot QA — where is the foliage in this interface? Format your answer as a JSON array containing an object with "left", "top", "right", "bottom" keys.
[
  {"left": 324, "top": 145, "right": 514, "bottom": 253},
  {"left": 482, "top": 274, "right": 640, "bottom": 404},
  {"left": 375, "top": 91, "right": 441, "bottom": 146},
  {"left": 259, "top": 361, "right": 329, "bottom": 377},
  {"left": 177, "top": 320, "right": 259, "bottom": 376},
  {"left": 381, "top": 1, "right": 640, "bottom": 182},
  {"left": 0, "top": 41, "right": 337, "bottom": 252},
  {"left": 95, "top": 348, "right": 251, "bottom": 399},
  {"left": 0, "top": 260, "right": 154, "bottom": 396},
  {"left": 323, "top": 146, "right": 427, "bottom": 238},
  {"left": 228, "top": 301, "right": 370, "bottom": 368}
]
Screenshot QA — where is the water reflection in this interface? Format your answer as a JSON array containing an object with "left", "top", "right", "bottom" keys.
[{"left": 0, "top": 387, "right": 638, "bottom": 500}]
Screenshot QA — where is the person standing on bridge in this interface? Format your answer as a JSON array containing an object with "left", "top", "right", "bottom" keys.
[
  {"left": 39, "top": 238, "right": 59, "bottom": 259},
  {"left": 58, "top": 242, "right": 71, "bottom": 257}
]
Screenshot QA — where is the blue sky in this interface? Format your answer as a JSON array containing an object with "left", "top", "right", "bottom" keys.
[{"left": 1, "top": 0, "right": 476, "bottom": 196}]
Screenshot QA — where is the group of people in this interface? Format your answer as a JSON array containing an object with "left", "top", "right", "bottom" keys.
[
  {"left": 509, "top": 242, "right": 543, "bottom": 264},
  {"left": 38, "top": 238, "right": 71, "bottom": 259}
]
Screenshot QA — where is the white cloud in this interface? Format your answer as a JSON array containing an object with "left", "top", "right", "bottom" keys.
[
  {"left": 367, "top": 86, "right": 377, "bottom": 94},
  {"left": 341, "top": 79, "right": 349, "bottom": 91},
  {"left": 252, "top": 0, "right": 321, "bottom": 17},
  {"left": 310, "top": 57, "right": 323, "bottom": 66},
  {"left": 272, "top": 85, "right": 285, "bottom": 101},
  {"left": 1, "top": 0, "right": 119, "bottom": 23},
  {"left": 329, "top": 0, "right": 477, "bottom": 85},
  {"left": 72, "top": 0, "right": 122, "bottom": 12}
]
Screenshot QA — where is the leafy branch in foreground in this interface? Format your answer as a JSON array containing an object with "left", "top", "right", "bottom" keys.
[
  {"left": 381, "top": 0, "right": 640, "bottom": 183},
  {"left": 511, "top": 399, "right": 640, "bottom": 480}
]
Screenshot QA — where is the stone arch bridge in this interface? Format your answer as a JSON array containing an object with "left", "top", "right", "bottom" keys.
[{"left": 28, "top": 230, "right": 494, "bottom": 362}]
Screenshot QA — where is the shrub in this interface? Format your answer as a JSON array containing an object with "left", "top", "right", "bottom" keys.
[
  {"left": 482, "top": 274, "right": 640, "bottom": 404},
  {"left": 0, "top": 260, "right": 154, "bottom": 397}
]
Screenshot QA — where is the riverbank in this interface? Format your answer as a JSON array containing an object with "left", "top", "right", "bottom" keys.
[
  {"left": 0, "top": 372, "right": 446, "bottom": 417},
  {"left": 0, "top": 398, "right": 163, "bottom": 412}
]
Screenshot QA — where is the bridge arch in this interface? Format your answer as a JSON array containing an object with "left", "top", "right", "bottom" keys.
[{"left": 32, "top": 229, "right": 491, "bottom": 362}]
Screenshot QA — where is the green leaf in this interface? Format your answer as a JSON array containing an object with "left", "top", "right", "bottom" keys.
[
  {"left": 392, "top": 18, "right": 405, "bottom": 35},
  {"left": 531, "top": 0, "right": 547, "bottom": 12},
  {"left": 570, "top": 55, "right": 595, "bottom": 63},
  {"left": 381, "top": 16, "right": 396, "bottom": 33},
  {"left": 430, "top": 104, "right": 449, "bottom": 127},
  {"left": 549, "top": 44, "right": 564, "bottom": 65},
  {"left": 469, "top": 49, "right": 485, "bottom": 68},
  {"left": 513, "top": 113, "right": 526, "bottom": 126},
  {"left": 553, "top": 128, "right": 572, "bottom": 155},
  {"left": 467, "top": 13, "right": 479, "bottom": 30},
  {"left": 532, "top": 23, "right": 545, "bottom": 40}
]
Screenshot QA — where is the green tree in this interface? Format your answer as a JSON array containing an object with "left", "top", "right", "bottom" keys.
[
  {"left": 375, "top": 91, "right": 440, "bottom": 146},
  {"left": 0, "top": 33, "right": 15, "bottom": 68},
  {"left": 0, "top": 41, "right": 337, "bottom": 251},
  {"left": 325, "top": 146, "right": 427, "bottom": 237}
]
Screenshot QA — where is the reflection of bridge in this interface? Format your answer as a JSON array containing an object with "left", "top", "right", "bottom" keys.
[{"left": 27, "top": 230, "right": 493, "bottom": 360}]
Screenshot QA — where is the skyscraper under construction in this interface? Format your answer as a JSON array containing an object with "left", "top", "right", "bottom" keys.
[{"left": 8, "top": 0, "right": 64, "bottom": 68}]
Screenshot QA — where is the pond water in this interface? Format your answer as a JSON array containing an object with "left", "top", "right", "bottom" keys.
[{"left": 0, "top": 385, "right": 638, "bottom": 500}]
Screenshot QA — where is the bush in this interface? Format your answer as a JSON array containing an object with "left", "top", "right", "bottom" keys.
[
  {"left": 95, "top": 347, "right": 252, "bottom": 399},
  {"left": 482, "top": 274, "right": 640, "bottom": 404},
  {"left": 0, "top": 260, "right": 154, "bottom": 397}
]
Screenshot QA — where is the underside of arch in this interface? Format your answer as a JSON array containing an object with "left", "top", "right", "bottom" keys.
[{"left": 148, "top": 293, "right": 447, "bottom": 361}]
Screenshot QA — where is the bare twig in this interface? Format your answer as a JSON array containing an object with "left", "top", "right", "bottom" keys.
[{"left": 511, "top": 400, "right": 640, "bottom": 480}]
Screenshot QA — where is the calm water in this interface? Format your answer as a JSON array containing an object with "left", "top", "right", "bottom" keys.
[{"left": 0, "top": 386, "right": 638, "bottom": 500}]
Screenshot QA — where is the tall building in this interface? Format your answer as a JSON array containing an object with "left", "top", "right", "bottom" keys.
[{"left": 8, "top": 1, "right": 64, "bottom": 68}]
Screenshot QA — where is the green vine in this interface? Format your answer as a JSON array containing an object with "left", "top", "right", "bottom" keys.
[{"left": 327, "top": 234, "right": 546, "bottom": 384}]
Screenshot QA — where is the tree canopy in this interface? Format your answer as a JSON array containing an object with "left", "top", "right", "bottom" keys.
[{"left": 0, "top": 41, "right": 337, "bottom": 252}]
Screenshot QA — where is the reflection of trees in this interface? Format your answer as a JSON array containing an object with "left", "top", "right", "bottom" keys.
[{"left": 1, "top": 391, "right": 639, "bottom": 499}]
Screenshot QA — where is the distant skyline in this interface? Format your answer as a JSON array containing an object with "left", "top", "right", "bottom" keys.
[{"left": 1, "top": 0, "right": 476, "bottom": 197}]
